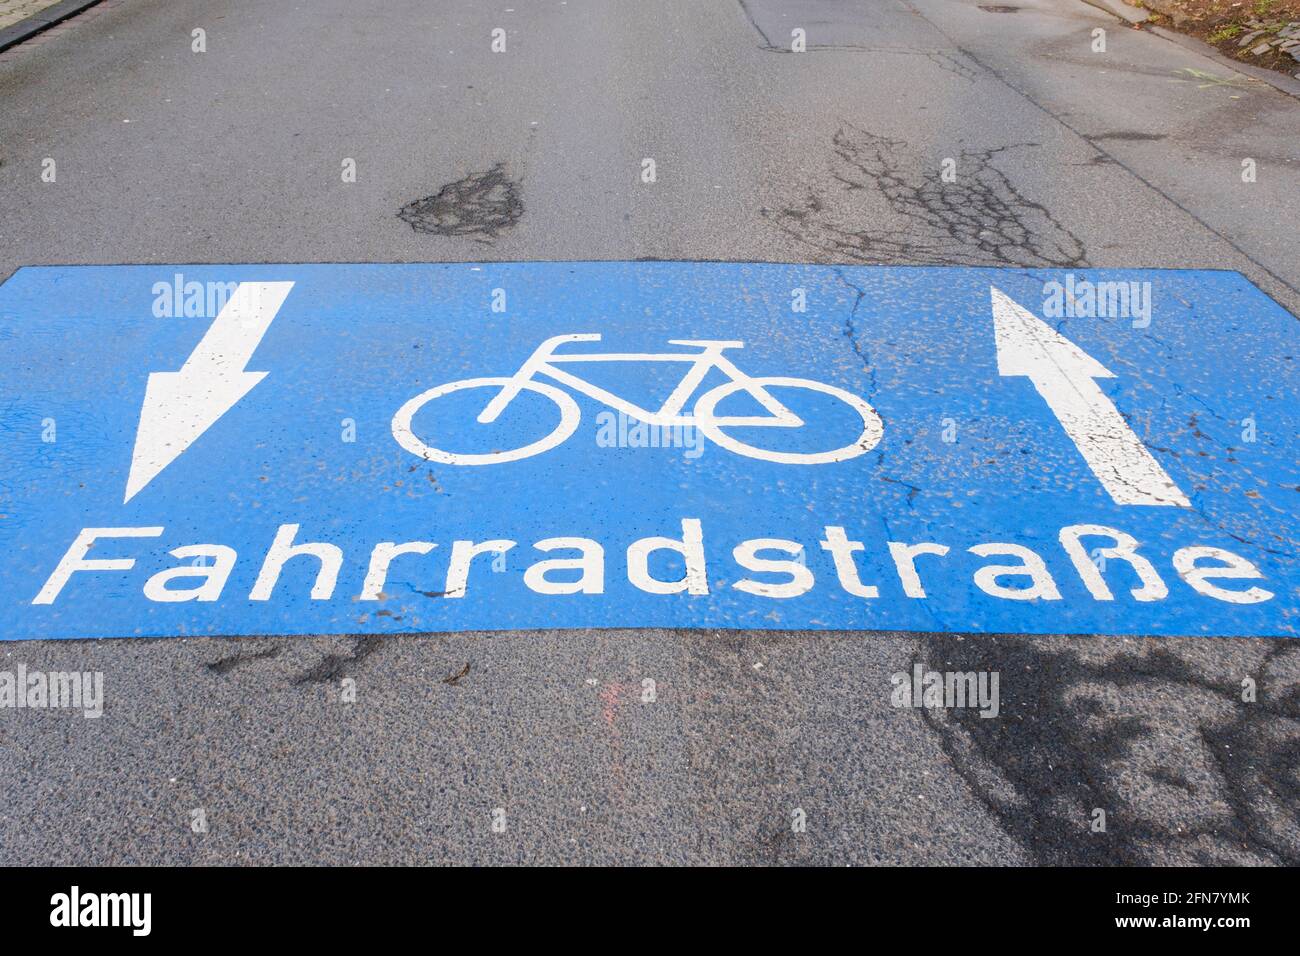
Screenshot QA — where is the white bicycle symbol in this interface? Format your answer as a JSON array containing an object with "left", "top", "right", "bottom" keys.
[{"left": 391, "top": 333, "right": 883, "bottom": 466}]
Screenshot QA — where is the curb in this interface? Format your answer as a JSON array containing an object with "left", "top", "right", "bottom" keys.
[
  {"left": 1146, "top": 22, "right": 1300, "bottom": 98},
  {"left": 1079, "top": 0, "right": 1300, "bottom": 99},
  {"left": 0, "top": 0, "right": 105, "bottom": 55},
  {"left": 1078, "top": 0, "right": 1150, "bottom": 24}
]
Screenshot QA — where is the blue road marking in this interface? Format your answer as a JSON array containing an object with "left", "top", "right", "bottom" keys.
[{"left": 0, "top": 262, "right": 1295, "bottom": 640}]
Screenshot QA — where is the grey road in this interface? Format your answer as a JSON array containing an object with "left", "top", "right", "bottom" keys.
[{"left": 0, "top": 0, "right": 1297, "bottom": 865}]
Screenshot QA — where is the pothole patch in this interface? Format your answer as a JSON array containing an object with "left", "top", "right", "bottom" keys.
[{"left": 398, "top": 163, "right": 523, "bottom": 242}]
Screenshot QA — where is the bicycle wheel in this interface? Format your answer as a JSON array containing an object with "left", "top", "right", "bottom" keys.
[
  {"left": 693, "top": 376, "right": 882, "bottom": 465},
  {"left": 391, "top": 377, "right": 580, "bottom": 465}
]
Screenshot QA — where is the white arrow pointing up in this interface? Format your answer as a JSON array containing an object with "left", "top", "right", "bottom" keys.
[
  {"left": 124, "top": 281, "right": 294, "bottom": 503},
  {"left": 990, "top": 285, "right": 1188, "bottom": 507}
]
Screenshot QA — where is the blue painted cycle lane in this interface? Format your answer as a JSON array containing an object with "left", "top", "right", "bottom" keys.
[{"left": 0, "top": 262, "right": 1295, "bottom": 639}]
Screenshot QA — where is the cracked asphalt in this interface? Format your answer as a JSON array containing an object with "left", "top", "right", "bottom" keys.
[{"left": 0, "top": 0, "right": 1297, "bottom": 864}]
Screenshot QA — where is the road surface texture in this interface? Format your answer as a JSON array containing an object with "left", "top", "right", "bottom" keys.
[{"left": 0, "top": 0, "right": 1297, "bottom": 865}]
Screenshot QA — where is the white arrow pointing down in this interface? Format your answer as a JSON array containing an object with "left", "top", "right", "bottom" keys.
[
  {"left": 124, "top": 281, "right": 294, "bottom": 503},
  {"left": 990, "top": 286, "right": 1189, "bottom": 507}
]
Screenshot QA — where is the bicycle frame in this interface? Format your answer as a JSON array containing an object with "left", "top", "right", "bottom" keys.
[{"left": 476, "top": 333, "right": 804, "bottom": 428}]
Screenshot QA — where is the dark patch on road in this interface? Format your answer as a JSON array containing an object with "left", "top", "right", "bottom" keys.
[
  {"left": 206, "top": 645, "right": 281, "bottom": 675},
  {"left": 978, "top": 5, "right": 1021, "bottom": 12},
  {"left": 1088, "top": 131, "right": 1168, "bottom": 142},
  {"left": 755, "top": 811, "right": 802, "bottom": 863},
  {"left": 764, "top": 124, "right": 1087, "bottom": 268},
  {"left": 292, "top": 635, "right": 383, "bottom": 685},
  {"left": 919, "top": 636, "right": 1300, "bottom": 865},
  {"left": 443, "top": 662, "right": 471, "bottom": 685},
  {"left": 397, "top": 163, "right": 522, "bottom": 242}
]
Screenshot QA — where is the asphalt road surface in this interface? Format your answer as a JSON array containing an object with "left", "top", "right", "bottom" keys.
[{"left": 1, "top": 0, "right": 1297, "bottom": 865}]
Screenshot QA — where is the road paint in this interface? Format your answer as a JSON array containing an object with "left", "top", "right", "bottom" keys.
[
  {"left": 126, "top": 281, "right": 292, "bottom": 502},
  {"left": 991, "top": 287, "right": 1188, "bottom": 507},
  {"left": 0, "top": 262, "right": 1295, "bottom": 640}
]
